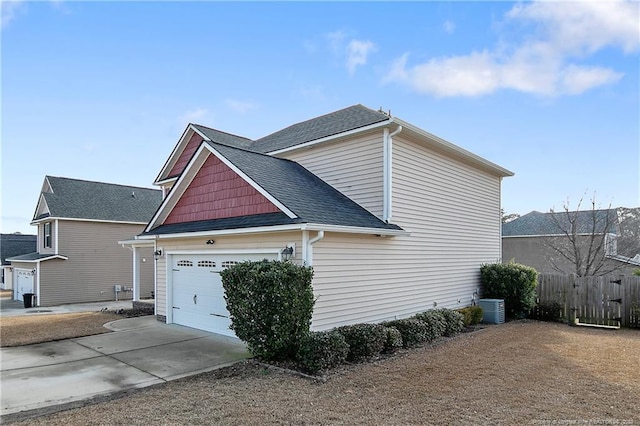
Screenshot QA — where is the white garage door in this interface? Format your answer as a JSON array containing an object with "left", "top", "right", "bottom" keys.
[
  {"left": 171, "top": 253, "right": 277, "bottom": 336},
  {"left": 14, "top": 269, "right": 34, "bottom": 302}
]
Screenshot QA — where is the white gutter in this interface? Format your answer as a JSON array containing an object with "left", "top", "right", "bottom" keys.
[
  {"left": 383, "top": 124, "right": 403, "bottom": 223},
  {"left": 136, "top": 223, "right": 408, "bottom": 241},
  {"left": 305, "top": 230, "right": 325, "bottom": 266}
]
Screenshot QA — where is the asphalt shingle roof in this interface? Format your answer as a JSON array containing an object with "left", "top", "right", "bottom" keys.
[
  {"left": 146, "top": 143, "right": 402, "bottom": 235},
  {"left": 1, "top": 234, "right": 37, "bottom": 265},
  {"left": 250, "top": 104, "right": 390, "bottom": 153},
  {"left": 191, "top": 125, "right": 254, "bottom": 149},
  {"left": 6, "top": 252, "right": 64, "bottom": 262},
  {"left": 502, "top": 210, "right": 618, "bottom": 237},
  {"left": 38, "top": 176, "right": 162, "bottom": 223}
]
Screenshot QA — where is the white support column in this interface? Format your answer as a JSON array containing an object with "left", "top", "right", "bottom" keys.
[{"left": 132, "top": 247, "right": 141, "bottom": 301}]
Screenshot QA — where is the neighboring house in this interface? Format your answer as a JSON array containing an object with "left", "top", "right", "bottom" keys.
[
  {"left": 8, "top": 176, "right": 162, "bottom": 306},
  {"left": 1, "top": 233, "right": 37, "bottom": 290},
  {"left": 122, "top": 104, "right": 513, "bottom": 337},
  {"left": 502, "top": 209, "right": 640, "bottom": 276}
]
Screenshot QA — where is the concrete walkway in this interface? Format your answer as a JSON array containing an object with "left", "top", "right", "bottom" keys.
[
  {"left": 0, "top": 298, "right": 139, "bottom": 317},
  {"left": 0, "top": 316, "right": 250, "bottom": 420}
]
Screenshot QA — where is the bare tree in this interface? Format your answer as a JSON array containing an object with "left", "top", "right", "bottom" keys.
[{"left": 542, "top": 195, "right": 619, "bottom": 277}]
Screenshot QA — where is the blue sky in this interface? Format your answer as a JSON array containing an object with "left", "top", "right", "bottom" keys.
[{"left": 2, "top": 1, "right": 639, "bottom": 234}]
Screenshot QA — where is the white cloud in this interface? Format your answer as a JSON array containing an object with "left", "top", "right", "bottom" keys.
[
  {"left": 178, "top": 108, "right": 209, "bottom": 125},
  {"left": 325, "top": 31, "right": 376, "bottom": 75},
  {"left": 1, "top": 1, "right": 26, "bottom": 29},
  {"left": 346, "top": 39, "right": 376, "bottom": 75},
  {"left": 443, "top": 20, "right": 456, "bottom": 35},
  {"left": 385, "top": 0, "right": 639, "bottom": 97},
  {"left": 224, "top": 99, "right": 257, "bottom": 114}
]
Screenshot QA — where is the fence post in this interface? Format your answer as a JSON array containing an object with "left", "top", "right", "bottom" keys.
[{"left": 568, "top": 274, "right": 577, "bottom": 325}]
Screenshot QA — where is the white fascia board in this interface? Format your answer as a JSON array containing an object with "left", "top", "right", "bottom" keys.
[
  {"left": 149, "top": 222, "right": 408, "bottom": 240},
  {"left": 393, "top": 118, "right": 514, "bottom": 178},
  {"left": 118, "top": 238, "right": 156, "bottom": 247},
  {"left": 31, "top": 217, "right": 148, "bottom": 226},
  {"left": 32, "top": 194, "right": 50, "bottom": 222},
  {"left": 266, "top": 119, "right": 392, "bottom": 156},
  {"left": 502, "top": 233, "right": 605, "bottom": 238},
  {"left": 206, "top": 144, "right": 297, "bottom": 219},
  {"left": 154, "top": 124, "right": 211, "bottom": 185},
  {"left": 6, "top": 254, "right": 68, "bottom": 263},
  {"left": 154, "top": 176, "right": 178, "bottom": 186},
  {"left": 167, "top": 248, "right": 281, "bottom": 256}
]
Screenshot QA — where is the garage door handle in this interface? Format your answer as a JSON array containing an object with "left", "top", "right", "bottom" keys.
[
  {"left": 210, "top": 313, "right": 228, "bottom": 318},
  {"left": 193, "top": 294, "right": 197, "bottom": 304}
]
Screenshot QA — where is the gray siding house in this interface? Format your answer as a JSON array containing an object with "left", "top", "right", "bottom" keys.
[
  {"left": 502, "top": 209, "right": 640, "bottom": 276},
  {"left": 8, "top": 176, "right": 162, "bottom": 306},
  {"left": 123, "top": 105, "right": 514, "bottom": 337},
  {"left": 1, "top": 233, "right": 37, "bottom": 290}
]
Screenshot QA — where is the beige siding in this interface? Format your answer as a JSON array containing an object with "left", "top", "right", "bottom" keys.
[
  {"left": 38, "top": 221, "right": 148, "bottom": 306},
  {"left": 154, "top": 231, "right": 302, "bottom": 318},
  {"left": 310, "top": 135, "right": 502, "bottom": 331},
  {"left": 139, "top": 246, "right": 155, "bottom": 299},
  {"left": 279, "top": 131, "right": 384, "bottom": 218}
]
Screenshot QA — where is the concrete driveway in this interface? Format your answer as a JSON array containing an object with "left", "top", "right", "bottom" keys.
[{"left": 1, "top": 316, "right": 249, "bottom": 420}]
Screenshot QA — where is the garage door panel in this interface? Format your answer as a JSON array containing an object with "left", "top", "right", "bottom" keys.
[{"left": 171, "top": 253, "right": 276, "bottom": 337}]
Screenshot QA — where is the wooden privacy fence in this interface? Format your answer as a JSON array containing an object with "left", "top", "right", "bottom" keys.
[{"left": 536, "top": 274, "right": 640, "bottom": 328}]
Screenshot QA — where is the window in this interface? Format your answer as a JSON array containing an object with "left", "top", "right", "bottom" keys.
[
  {"left": 43, "top": 222, "right": 52, "bottom": 248},
  {"left": 197, "top": 260, "right": 216, "bottom": 268},
  {"left": 177, "top": 260, "right": 193, "bottom": 267},
  {"left": 222, "top": 260, "right": 239, "bottom": 269},
  {"left": 604, "top": 233, "right": 617, "bottom": 256}
]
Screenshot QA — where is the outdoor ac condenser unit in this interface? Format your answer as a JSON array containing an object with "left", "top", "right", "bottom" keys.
[{"left": 478, "top": 299, "right": 505, "bottom": 324}]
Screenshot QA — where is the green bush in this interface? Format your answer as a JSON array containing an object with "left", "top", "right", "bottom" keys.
[
  {"left": 336, "top": 323, "right": 387, "bottom": 362},
  {"left": 296, "top": 330, "right": 349, "bottom": 374},
  {"left": 383, "top": 318, "right": 430, "bottom": 348},
  {"left": 529, "top": 301, "right": 564, "bottom": 322},
  {"left": 413, "top": 310, "right": 446, "bottom": 341},
  {"left": 480, "top": 262, "right": 538, "bottom": 320},
  {"left": 458, "top": 306, "right": 484, "bottom": 326},
  {"left": 433, "top": 309, "right": 465, "bottom": 336},
  {"left": 382, "top": 326, "right": 403, "bottom": 353},
  {"left": 221, "top": 260, "right": 314, "bottom": 361}
]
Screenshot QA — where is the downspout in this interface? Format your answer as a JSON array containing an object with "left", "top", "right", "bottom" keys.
[
  {"left": 383, "top": 125, "right": 403, "bottom": 223},
  {"left": 305, "top": 231, "right": 325, "bottom": 266}
]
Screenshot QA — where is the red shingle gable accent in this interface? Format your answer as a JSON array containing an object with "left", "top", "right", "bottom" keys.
[
  {"left": 163, "top": 154, "right": 281, "bottom": 224},
  {"left": 168, "top": 132, "right": 203, "bottom": 178}
]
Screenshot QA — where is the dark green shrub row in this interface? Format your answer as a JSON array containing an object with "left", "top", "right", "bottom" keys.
[
  {"left": 434, "top": 309, "right": 465, "bottom": 336},
  {"left": 480, "top": 262, "right": 538, "bottom": 319},
  {"left": 221, "top": 260, "right": 315, "bottom": 361},
  {"left": 336, "top": 323, "right": 387, "bottom": 362},
  {"left": 383, "top": 318, "right": 430, "bottom": 348},
  {"left": 297, "top": 331, "right": 349, "bottom": 374},
  {"left": 529, "top": 301, "right": 564, "bottom": 322},
  {"left": 457, "top": 306, "right": 484, "bottom": 326},
  {"left": 383, "top": 326, "right": 403, "bottom": 353}
]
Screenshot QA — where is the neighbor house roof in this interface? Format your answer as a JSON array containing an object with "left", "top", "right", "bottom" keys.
[
  {"left": 145, "top": 142, "right": 403, "bottom": 236},
  {"left": 34, "top": 176, "right": 162, "bottom": 224},
  {"left": 502, "top": 209, "right": 618, "bottom": 237},
  {"left": 6, "top": 252, "right": 68, "bottom": 263},
  {"left": 1, "top": 234, "right": 37, "bottom": 266}
]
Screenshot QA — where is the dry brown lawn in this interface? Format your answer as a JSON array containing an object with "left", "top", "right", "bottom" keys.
[
  {"left": 0, "top": 312, "right": 123, "bottom": 347},
  {"left": 8, "top": 321, "right": 640, "bottom": 425}
]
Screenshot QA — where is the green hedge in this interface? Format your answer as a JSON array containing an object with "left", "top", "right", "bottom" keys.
[
  {"left": 412, "top": 311, "right": 446, "bottom": 341},
  {"left": 383, "top": 318, "right": 431, "bottom": 348},
  {"left": 336, "top": 323, "right": 387, "bottom": 362},
  {"left": 480, "top": 262, "right": 538, "bottom": 319},
  {"left": 434, "top": 309, "right": 465, "bottom": 336},
  {"left": 458, "top": 306, "right": 484, "bottom": 326},
  {"left": 382, "top": 326, "right": 403, "bottom": 353},
  {"left": 297, "top": 331, "right": 349, "bottom": 374},
  {"left": 221, "top": 260, "right": 314, "bottom": 361}
]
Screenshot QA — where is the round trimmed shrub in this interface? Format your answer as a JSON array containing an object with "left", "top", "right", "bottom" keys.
[
  {"left": 382, "top": 326, "right": 403, "bottom": 354},
  {"left": 296, "top": 330, "right": 349, "bottom": 374},
  {"left": 413, "top": 310, "right": 446, "bottom": 341},
  {"left": 221, "top": 260, "right": 314, "bottom": 361},
  {"left": 480, "top": 262, "right": 538, "bottom": 320},
  {"left": 457, "top": 306, "right": 484, "bottom": 326},
  {"left": 383, "top": 318, "right": 430, "bottom": 348},
  {"left": 336, "top": 323, "right": 386, "bottom": 361},
  {"left": 434, "top": 309, "right": 465, "bottom": 336}
]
